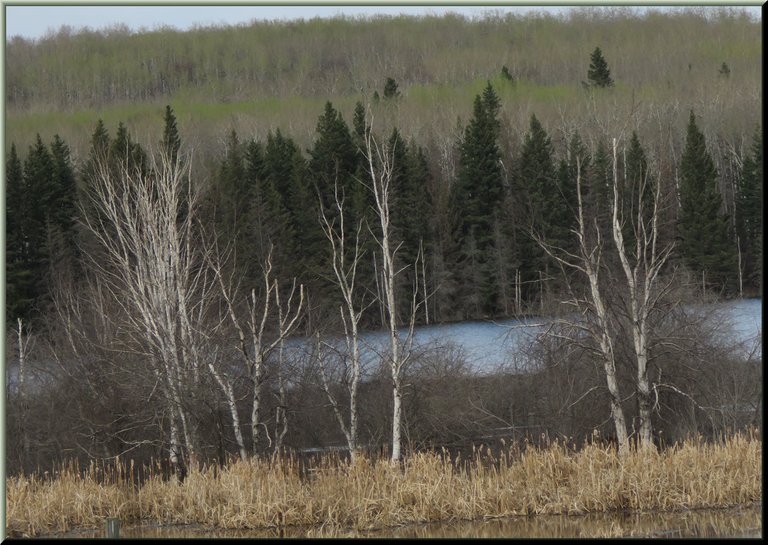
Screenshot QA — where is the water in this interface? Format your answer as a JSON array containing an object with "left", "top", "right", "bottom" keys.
[
  {"left": 6, "top": 298, "right": 762, "bottom": 385},
  {"left": 358, "top": 297, "right": 763, "bottom": 374},
  {"left": 52, "top": 504, "right": 762, "bottom": 538}
]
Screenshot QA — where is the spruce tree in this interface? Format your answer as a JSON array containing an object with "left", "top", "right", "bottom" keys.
[
  {"left": 6, "top": 143, "right": 30, "bottom": 322},
  {"left": 48, "top": 135, "right": 79, "bottom": 272},
  {"left": 736, "top": 126, "right": 763, "bottom": 291},
  {"left": 161, "top": 104, "right": 181, "bottom": 165},
  {"left": 622, "top": 132, "right": 654, "bottom": 257},
  {"left": 516, "top": 114, "right": 558, "bottom": 303},
  {"left": 383, "top": 77, "right": 400, "bottom": 100},
  {"left": 452, "top": 81, "right": 505, "bottom": 316},
  {"left": 678, "top": 111, "right": 737, "bottom": 292},
  {"left": 587, "top": 46, "right": 614, "bottom": 88}
]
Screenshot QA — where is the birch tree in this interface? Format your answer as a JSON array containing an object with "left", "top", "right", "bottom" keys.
[
  {"left": 363, "top": 114, "right": 423, "bottom": 463},
  {"left": 316, "top": 178, "right": 370, "bottom": 461},
  {"left": 609, "top": 138, "right": 675, "bottom": 449},
  {"left": 532, "top": 136, "right": 675, "bottom": 454},
  {"left": 209, "top": 244, "right": 304, "bottom": 457},
  {"left": 80, "top": 147, "right": 208, "bottom": 475}
]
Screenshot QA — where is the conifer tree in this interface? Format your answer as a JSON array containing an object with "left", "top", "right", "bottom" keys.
[
  {"left": 48, "top": 135, "right": 79, "bottom": 272},
  {"left": 622, "top": 132, "right": 654, "bottom": 257},
  {"left": 383, "top": 77, "right": 401, "bottom": 100},
  {"left": 678, "top": 111, "right": 737, "bottom": 292},
  {"left": 587, "top": 46, "right": 614, "bottom": 88},
  {"left": 452, "top": 82, "right": 504, "bottom": 316},
  {"left": 161, "top": 105, "right": 181, "bottom": 166},
  {"left": 516, "top": 114, "right": 559, "bottom": 303},
  {"left": 5, "top": 143, "right": 31, "bottom": 322},
  {"left": 736, "top": 126, "right": 763, "bottom": 291}
]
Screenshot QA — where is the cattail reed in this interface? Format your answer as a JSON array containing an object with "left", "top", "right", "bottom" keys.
[{"left": 6, "top": 431, "right": 761, "bottom": 537}]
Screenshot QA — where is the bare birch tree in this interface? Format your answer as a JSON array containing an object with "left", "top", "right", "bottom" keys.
[
  {"left": 80, "top": 148, "right": 209, "bottom": 474},
  {"left": 362, "top": 114, "right": 423, "bottom": 463},
  {"left": 609, "top": 138, "right": 675, "bottom": 449},
  {"left": 532, "top": 134, "right": 676, "bottom": 454},
  {"left": 208, "top": 244, "right": 304, "bottom": 457},
  {"left": 316, "top": 178, "right": 370, "bottom": 461}
]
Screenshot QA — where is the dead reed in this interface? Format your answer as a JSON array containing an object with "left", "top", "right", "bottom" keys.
[{"left": 6, "top": 431, "right": 761, "bottom": 537}]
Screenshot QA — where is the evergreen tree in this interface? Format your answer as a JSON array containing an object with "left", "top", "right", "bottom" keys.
[
  {"left": 352, "top": 101, "right": 367, "bottom": 139},
  {"left": 309, "top": 102, "right": 360, "bottom": 211},
  {"left": 5, "top": 143, "right": 32, "bottom": 322},
  {"left": 161, "top": 104, "right": 181, "bottom": 165},
  {"left": 588, "top": 138, "right": 613, "bottom": 236},
  {"left": 48, "top": 135, "right": 79, "bottom": 273},
  {"left": 451, "top": 82, "right": 505, "bottom": 316},
  {"left": 516, "top": 114, "right": 558, "bottom": 303},
  {"left": 678, "top": 111, "right": 737, "bottom": 293},
  {"left": 214, "top": 129, "right": 250, "bottom": 248},
  {"left": 622, "top": 132, "right": 654, "bottom": 257},
  {"left": 383, "top": 77, "right": 401, "bottom": 100},
  {"left": 555, "top": 132, "right": 589, "bottom": 255},
  {"left": 736, "top": 126, "right": 763, "bottom": 291},
  {"left": 587, "top": 46, "right": 614, "bottom": 88}
]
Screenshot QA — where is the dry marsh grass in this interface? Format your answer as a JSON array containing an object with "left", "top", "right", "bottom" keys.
[{"left": 6, "top": 432, "right": 761, "bottom": 538}]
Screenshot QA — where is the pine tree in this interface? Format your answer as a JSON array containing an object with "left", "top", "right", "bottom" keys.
[
  {"left": 678, "top": 111, "right": 737, "bottom": 293},
  {"left": 353, "top": 101, "right": 367, "bottom": 139},
  {"left": 622, "top": 132, "right": 654, "bottom": 257},
  {"left": 48, "top": 135, "right": 79, "bottom": 273},
  {"left": 736, "top": 126, "right": 763, "bottom": 291},
  {"left": 555, "top": 133, "right": 589, "bottom": 254},
  {"left": 587, "top": 46, "right": 614, "bottom": 88},
  {"left": 161, "top": 104, "right": 181, "bottom": 165},
  {"left": 516, "top": 114, "right": 558, "bottom": 303},
  {"left": 383, "top": 77, "right": 401, "bottom": 100},
  {"left": 309, "top": 102, "right": 360, "bottom": 212},
  {"left": 5, "top": 143, "right": 31, "bottom": 322},
  {"left": 588, "top": 139, "right": 613, "bottom": 231},
  {"left": 451, "top": 82, "right": 505, "bottom": 316}
]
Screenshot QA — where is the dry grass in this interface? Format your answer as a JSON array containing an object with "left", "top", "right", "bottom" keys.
[{"left": 6, "top": 432, "right": 761, "bottom": 537}]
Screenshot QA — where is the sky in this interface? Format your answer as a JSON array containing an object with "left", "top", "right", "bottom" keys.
[{"left": 4, "top": 2, "right": 762, "bottom": 41}]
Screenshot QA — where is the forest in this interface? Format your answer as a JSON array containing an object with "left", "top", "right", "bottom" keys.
[{"left": 5, "top": 8, "right": 763, "bottom": 481}]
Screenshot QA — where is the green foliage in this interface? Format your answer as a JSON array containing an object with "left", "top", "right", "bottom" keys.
[
  {"left": 736, "top": 126, "right": 762, "bottom": 291},
  {"left": 161, "top": 104, "right": 181, "bottom": 165},
  {"left": 586, "top": 46, "right": 614, "bottom": 88},
  {"left": 678, "top": 111, "right": 737, "bottom": 293},
  {"left": 451, "top": 82, "right": 505, "bottom": 316},
  {"left": 383, "top": 77, "right": 401, "bottom": 100},
  {"left": 516, "top": 114, "right": 559, "bottom": 300}
]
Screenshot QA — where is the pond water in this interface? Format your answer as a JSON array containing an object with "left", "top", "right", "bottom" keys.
[
  {"left": 357, "top": 297, "right": 763, "bottom": 373},
  {"left": 6, "top": 298, "right": 762, "bottom": 386},
  {"left": 53, "top": 504, "right": 762, "bottom": 539}
]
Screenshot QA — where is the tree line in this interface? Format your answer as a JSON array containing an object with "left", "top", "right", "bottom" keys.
[{"left": 7, "top": 89, "right": 762, "bottom": 330}]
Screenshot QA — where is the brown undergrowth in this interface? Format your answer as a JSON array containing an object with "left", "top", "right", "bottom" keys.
[{"left": 6, "top": 431, "right": 761, "bottom": 537}]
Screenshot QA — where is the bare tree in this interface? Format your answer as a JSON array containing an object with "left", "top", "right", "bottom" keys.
[
  {"left": 532, "top": 134, "right": 677, "bottom": 454},
  {"left": 209, "top": 243, "right": 304, "bottom": 457},
  {"left": 316, "top": 178, "right": 370, "bottom": 461},
  {"left": 80, "top": 148, "right": 210, "bottom": 474},
  {"left": 609, "top": 138, "right": 675, "bottom": 448},
  {"left": 362, "top": 113, "right": 423, "bottom": 463}
]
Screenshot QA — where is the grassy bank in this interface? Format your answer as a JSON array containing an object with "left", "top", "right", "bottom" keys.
[{"left": 6, "top": 432, "right": 761, "bottom": 537}]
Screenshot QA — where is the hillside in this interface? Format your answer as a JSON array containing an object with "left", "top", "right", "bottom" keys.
[{"left": 5, "top": 8, "right": 761, "bottom": 158}]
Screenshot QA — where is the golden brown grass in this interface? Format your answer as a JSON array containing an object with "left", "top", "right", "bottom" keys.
[{"left": 6, "top": 432, "right": 761, "bottom": 538}]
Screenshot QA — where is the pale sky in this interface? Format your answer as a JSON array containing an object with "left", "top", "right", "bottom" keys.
[{"left": 4, "top": 3, "right": 762, "bottom": 41}]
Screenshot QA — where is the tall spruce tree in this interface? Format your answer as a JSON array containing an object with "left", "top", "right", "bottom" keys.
[
  {"left": 678, "top": 111, "right": 737, "bottom": 292},
  {"left": 736, "top": 126, "right": 763, "bottom": 291},
  {"left": 516, "top": 114, "right": 558, "bottom": 302},
  {"left": 451, "top": 81, "right": 504, "bottom": 316},
  {"left": 6, "top": 143, "right": 32, "bottom": 322}
]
